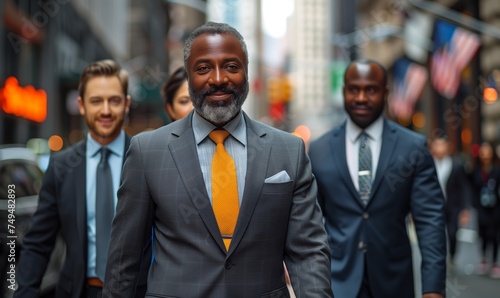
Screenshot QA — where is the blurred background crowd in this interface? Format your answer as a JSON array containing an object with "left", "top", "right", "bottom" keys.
[{"left": 1, "top": 0, "right": 500, "bottom": 297}]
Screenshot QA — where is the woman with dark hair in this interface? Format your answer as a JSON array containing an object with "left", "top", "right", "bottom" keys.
[
  {"left": 161, "top": 66, "right": 193, "bottom": 121},
  {"left": 469, "top": 142, "right": 500, "bottom": 278}
]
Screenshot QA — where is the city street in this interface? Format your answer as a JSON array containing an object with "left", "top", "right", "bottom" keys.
[
  {"left": 446, "top": 230, "right": 500, "bottom": 298},
  {"left": 411, "top": 211, "right": 500, "bottom": 298}
]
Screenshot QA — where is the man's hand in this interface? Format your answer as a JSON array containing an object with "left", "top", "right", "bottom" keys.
[
  {"left": 423, "top": 293, "right": 444, "bottom": 298},
  {"left": 459, "top": 209, "right": 470, "bottom": 227}
]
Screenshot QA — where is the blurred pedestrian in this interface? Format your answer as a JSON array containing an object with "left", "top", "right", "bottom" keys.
[
  {"left": 14, "top": 60, "right": 148, "bottom": 298},
  {"left": 309, "top": 58, "right": 447, "bottom": 298},
  {"left": 103, "top": 22, "right": 333, "bottom": 298},
  {"left": 161, "top": 66, "right": 194, "bottom": 122},
  {"left": 468, "top": 141, "right": 500, "bottom": 278},
  {"left": 430, "top": 136, "right": 471, "bottom": 267}
]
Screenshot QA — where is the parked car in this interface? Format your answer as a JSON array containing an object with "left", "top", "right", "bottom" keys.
[{"left": 0, "top": 145, "right": 65, "bottom": 298}]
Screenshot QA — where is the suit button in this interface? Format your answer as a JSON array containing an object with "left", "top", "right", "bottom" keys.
[
  {"left": 358, "top": 241, "right": 367, "bottom": 253},
  {"left": 225, "top": 260, "right": 232, "bottom": 269},
  {"left": 362, "top": 212, "right": 369, "bottom": 219}
]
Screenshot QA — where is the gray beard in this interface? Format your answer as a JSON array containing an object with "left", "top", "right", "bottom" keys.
[
  {"left": 190, "top": 82, "right": 249, "bottom": 125},
  {"left": 198, "top": 101, "right": 241, "bottom": 125}
]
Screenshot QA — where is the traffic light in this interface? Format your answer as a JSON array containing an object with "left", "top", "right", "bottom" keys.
[
  {"left": 267, "top": 76, "right": 293, "bottom": 104},
  {"left": 268, "top": 77, "right": 281, "bottom": 104}
]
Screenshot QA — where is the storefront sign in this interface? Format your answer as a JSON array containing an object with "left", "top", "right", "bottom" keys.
[{"left": 0, "top": 77, "right": 47, "bottom": 122}]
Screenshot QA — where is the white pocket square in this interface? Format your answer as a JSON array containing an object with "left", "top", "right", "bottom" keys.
[{"left": 264, "top": 170, "right": 291, "bottom": 183}]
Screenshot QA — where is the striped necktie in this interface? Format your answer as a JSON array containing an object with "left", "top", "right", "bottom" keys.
[{"left": 358, "top": 133, "right": 372, "bottom": 205}]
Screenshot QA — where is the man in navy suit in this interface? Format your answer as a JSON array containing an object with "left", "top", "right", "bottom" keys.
[
  {"left": 14, "top": 60, "right": 148, "bottom": 298},
  {"left": 309, "top": 59, "right": 446, "bottom": 298}
]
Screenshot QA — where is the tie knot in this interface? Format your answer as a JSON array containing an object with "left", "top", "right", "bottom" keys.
[
  {"left": 359, "top": 133, "right": 369, "bottom": 146},
  {"left": 100, "top": 147, "right": 111, "bottom": 162},
  {"left": 209, "top": 130, "right": 230, "bottom": 145}
]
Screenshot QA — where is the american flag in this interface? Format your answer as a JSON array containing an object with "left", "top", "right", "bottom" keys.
[
  {"left": 391, "top": 57, "right": 428, "bottom": 119},
  {"left": 431, "top": 20, "right": 480, "bottom": 99}
]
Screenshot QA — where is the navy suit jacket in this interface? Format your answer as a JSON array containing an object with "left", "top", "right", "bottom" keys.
[
  {"left": 309, "top": 119, "right": 446, "bottom": 298},
  {"left": 14, "top": 136, "right": 149, "bottom": 298}
]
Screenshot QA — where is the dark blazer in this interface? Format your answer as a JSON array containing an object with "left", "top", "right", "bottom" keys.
[
  {"left": 103, "top": 111, "right": 333, "bottom": 298},
  {"left": 440, "top": 157, "right": 471, "bottom": 259},
  {"left": 14, "top": 135, "right": 137, "bottom": 298},
  {"left": 443, "top": 157, "right": 470, "bottom": 217},
  {"left": 308, "top": 119, "right": 446, "bottom": 298},
  {"left": 445, "top": 157, "right": 473, "bottom": 220}
]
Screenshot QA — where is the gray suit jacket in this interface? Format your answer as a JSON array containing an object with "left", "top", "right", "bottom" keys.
[{"left": 103, "top": 112, "right": 333, "bottom": 298}]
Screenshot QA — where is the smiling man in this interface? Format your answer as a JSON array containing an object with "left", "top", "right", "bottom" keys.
[
  {"left": 14, "top": 60, "right": 141, "bottom": 298},
  {"left": 103, "top": 22, "right": 333, "bottom": 298},
  {"left": 308, "top": 59, "right": 446, "bottom": 298}
]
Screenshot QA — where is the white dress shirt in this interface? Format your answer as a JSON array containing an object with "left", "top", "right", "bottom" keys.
[
  {"left": 433, "top": 156, "right": 453, "bottom": 198},
  {"left": 345, "top": 116, "right": 384, "bottom": 191}
]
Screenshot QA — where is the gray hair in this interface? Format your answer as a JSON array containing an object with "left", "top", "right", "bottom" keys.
[{"left": 183, "top": 22, "right": 249, "bottom": 73}]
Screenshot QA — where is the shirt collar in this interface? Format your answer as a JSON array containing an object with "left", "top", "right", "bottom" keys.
[
  {"left": 193, "top": 111, "right": 246, "bottom": 146},
  {"left": 346, "top": 115, "right": 384, "bottom": 143},
  {"left": 86, "top": 130, "right": 125, "bottom": 157}
]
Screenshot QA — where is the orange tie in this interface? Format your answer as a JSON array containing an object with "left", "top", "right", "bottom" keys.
[{"left": 209, "top": 130, "right": 240, "bottom": 251}]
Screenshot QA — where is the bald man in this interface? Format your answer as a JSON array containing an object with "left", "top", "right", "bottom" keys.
[{"left": 309, "top": 59, "right": 446, "bottom": 298}]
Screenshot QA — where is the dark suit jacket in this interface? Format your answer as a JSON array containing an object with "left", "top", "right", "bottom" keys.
[
  {"left": 443, "top": 157, "right": 470, "bottom": 217},
  {"left": 14, "top": 135, "right": 138, "bottom": 298},
  {"left": 308, "top": 119, "right": 446, "bottom": 298},
  {"left": 103, "top": 112, "right": 333, "bottom": 298}
]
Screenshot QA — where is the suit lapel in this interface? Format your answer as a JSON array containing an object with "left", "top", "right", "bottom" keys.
[
  {"left": 333, "top": 124, "right": 361, "bottom": 207},
  {"left": 369, "top": 119, "right": 397, "bottom": 204},
  {"left": 169, "top": 114, "right": 226, "bottom": 252},
  {"left": 123, "top": 135, "right": 130, "bottom": 156},
  {"left": 120, "top": 135, "right": 131, "bottom": 181},
  {"left": 228, "top": 115, "right": 270, "bottom": 255},
  {"left": 74, "top": 141, "right": 87, "bottom": 249}
]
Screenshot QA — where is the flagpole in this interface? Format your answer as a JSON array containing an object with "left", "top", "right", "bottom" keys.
[{"left": 408, "top": 0, "right": 500, "bottom": 40}]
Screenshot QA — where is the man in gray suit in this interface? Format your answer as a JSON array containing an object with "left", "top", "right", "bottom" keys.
[
  {"left": 309, "top": 59, "right": 446, "bottom": 298},
  {"left": 103, "top": 22, "right": 333, "bottom": 298}
]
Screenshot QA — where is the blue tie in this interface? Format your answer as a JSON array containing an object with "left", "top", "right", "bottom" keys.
[
  {"left": 358, "top": 133, "right": 372, "bottom": 205},
  {"left": 95, "top": 147, "right": 114, "bottom": 280}
]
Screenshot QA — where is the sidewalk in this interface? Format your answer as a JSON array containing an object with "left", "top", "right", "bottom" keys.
[{"left": 410, "top": 210, "right": 500, "bottom": 298}]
